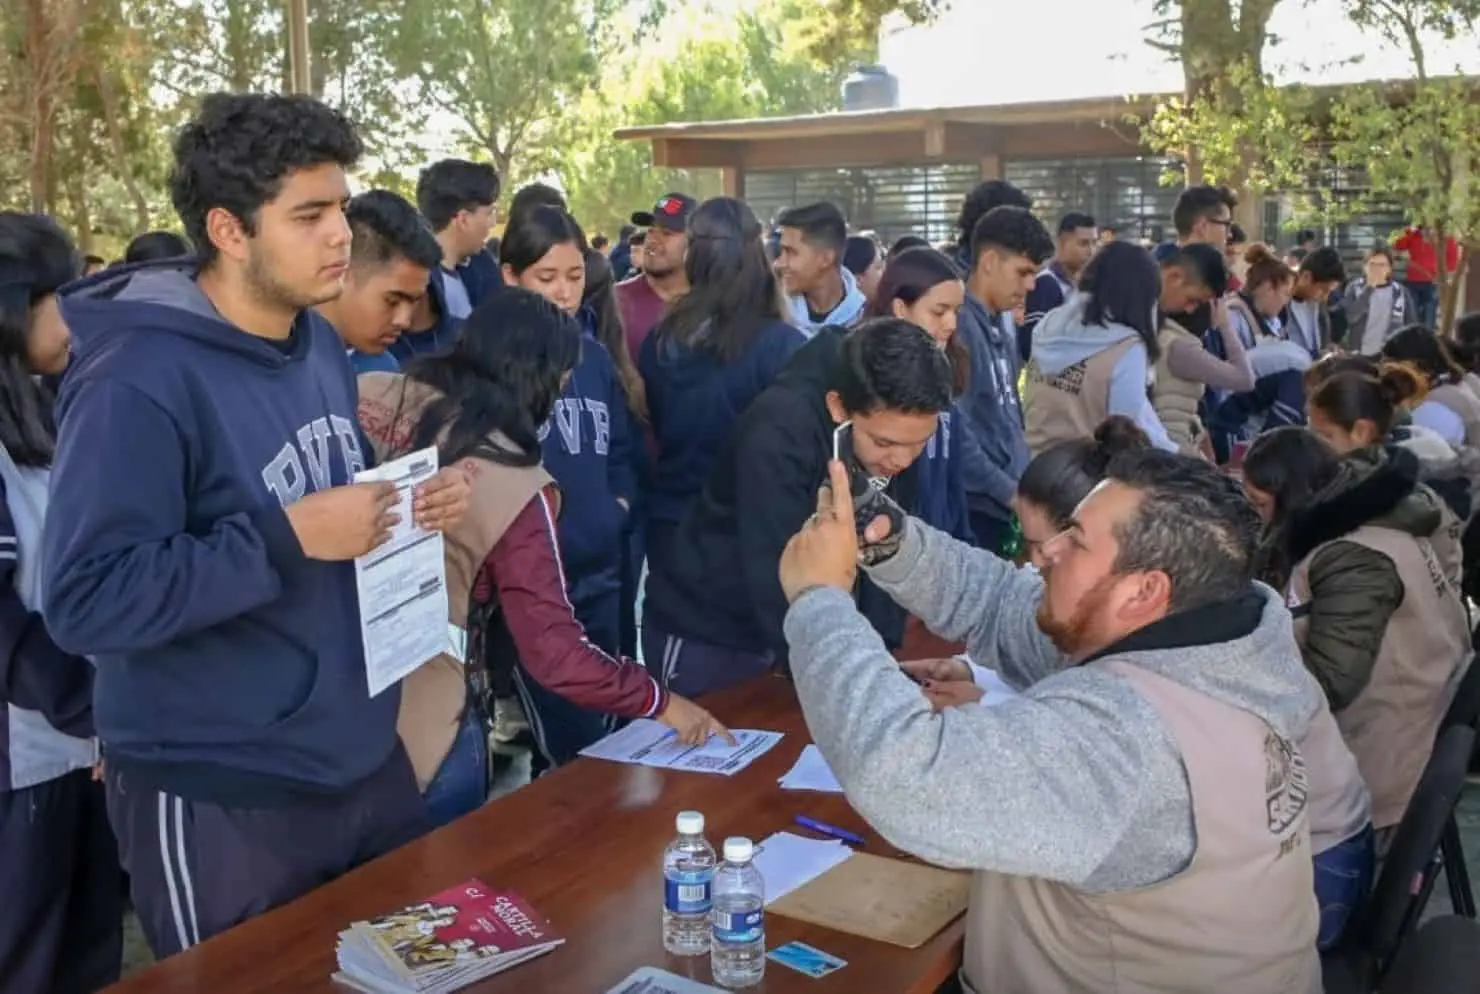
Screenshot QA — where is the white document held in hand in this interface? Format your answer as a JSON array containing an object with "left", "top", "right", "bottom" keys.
[
  {"left": 353, "top": 446, "right": 450, "bottom": 697},
  {"left": 578, "top": 719, "right": 783, "bottom": 776}
]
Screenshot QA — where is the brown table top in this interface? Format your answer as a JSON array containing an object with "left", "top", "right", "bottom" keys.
[{"left": 105, "top": 675, "right": 964, "bottom": 994}]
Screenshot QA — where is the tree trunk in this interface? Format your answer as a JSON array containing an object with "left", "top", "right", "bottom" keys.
[
  {"left": 1175, "top": 0, "right": 1281, "bottom": 234},
  {"left": 67, "top": 160, "right": 93, "bottom": 253},
  {"left": 1440, "top": 248, "right": 1467, "bottom": 335},
  {"left": 25, "top": 0, "right": 54, "bottom": 213},
  {"left": 93, "top": 65, "right": 151, "bottom": 231}
]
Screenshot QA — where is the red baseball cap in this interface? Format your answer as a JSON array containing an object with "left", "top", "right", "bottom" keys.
[{"left": 631, "top": 193, "right": 696, "bottom": 232}]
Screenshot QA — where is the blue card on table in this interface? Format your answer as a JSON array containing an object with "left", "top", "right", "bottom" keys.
[{"left": 767, "top": 940, "right": 847, "bottom": 978}]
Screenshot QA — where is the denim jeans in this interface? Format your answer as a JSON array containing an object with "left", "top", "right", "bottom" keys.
[
  {"left": 1407, "top": 280, "right": 1439, "bottom": 329},
  {"left": 1313, "top": 823, "right": 1376, "bottom": 951},
  {"left": 422, "top": 710, "right": 489, "bottom": 829}
]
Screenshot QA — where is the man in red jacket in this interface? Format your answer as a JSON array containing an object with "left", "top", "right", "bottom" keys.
[{"left": 1395, "top": 225, "right": 1459, "bottom": 329}]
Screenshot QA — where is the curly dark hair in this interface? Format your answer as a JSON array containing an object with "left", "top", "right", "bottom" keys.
[
  {"left": 955, "top": 180, "right": 1032, "bottom": 249},
  {"left": 170, "top": 92, "right": 363, "bottom": 264}
]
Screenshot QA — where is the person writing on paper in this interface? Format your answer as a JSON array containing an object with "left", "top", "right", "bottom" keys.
[
  {"left": 778, "top": 450, "right": 1324, "bottom": 993},
  {"left": 905, "top": 416, "right": 1151, "bottom": 710},
  {"left": 39, "top": 93, "right": 470, "bottom": 958},
  {"left": 358, "top": 288, "right": 729, "bottom": 810},
  {"left": 908, "top": 415, "right": 1374, "bottom": 952}
]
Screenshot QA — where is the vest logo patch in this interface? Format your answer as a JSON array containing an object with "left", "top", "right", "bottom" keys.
[
  {"left": 1264, "top": 732, "right": 1308, "bottom": 835},
  {"left": 1028, "top": 359, "right": 1090, "bottom": 397}
]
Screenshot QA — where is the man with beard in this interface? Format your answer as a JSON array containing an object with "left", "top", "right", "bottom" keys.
[
  {"left": 777, "top": 450, "right": 1323, "bottom": 994},
  {"left": 616, "top": 193, "right": 693, "bottom": 360}
]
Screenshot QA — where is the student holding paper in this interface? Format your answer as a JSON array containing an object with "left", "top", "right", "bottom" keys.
[
  {"left": 358, "top": 288, "right": 729, "bottom": 804},
  {"left": 39, "top": 93, "right": 470, "bottom": 958},
  {"left": 779, "top": 450, "right": 1325, "bottom": 993}
]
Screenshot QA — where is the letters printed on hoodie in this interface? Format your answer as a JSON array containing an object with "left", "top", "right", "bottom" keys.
[{"left": 538, "top": 398, "right": 611, "bottom": 456}]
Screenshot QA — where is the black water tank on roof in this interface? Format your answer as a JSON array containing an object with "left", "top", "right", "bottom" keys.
[{"left": 842, "top": 65, "right": 899, "bottom": 112}]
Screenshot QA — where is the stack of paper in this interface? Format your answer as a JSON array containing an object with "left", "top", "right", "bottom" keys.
[
  {"left": 333, "top": 880, "right": 562, "bottom": 993},
  {"left": 779, "top": 745, "right": 843, "bottom": 794},
  {"left": 753, "top": 831, "right": 855, "bottom": 905},
  {"left": 577, "top": 719, "right": 782, "bottom": 776}
]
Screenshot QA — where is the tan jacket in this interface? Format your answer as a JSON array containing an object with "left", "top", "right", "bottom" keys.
[
  {"left": 357, "top": 372, "right": 551, "bottom": 789},
  {"left": 964, "top": 661, "right": 1320, "bottom": 994},
  {"left": 1022, "top": 338, "right": 1136, "bottom": 456},
  {"left": 1290, "top": 522, "right": 1471, "bottom": 829}
]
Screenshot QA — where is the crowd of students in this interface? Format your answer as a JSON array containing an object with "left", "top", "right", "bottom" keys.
[{"left": 1, "top": 86, "right": 1477, "bottom": 994}]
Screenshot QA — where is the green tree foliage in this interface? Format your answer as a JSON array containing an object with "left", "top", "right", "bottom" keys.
[
  {"left": 1141, "top": 0, "right": 1480, "bottom": 330},
  {"left": 390, "top": 0, "right": 635, "bottom": 185},
  {"left": 799, "top": 0, "right": 947, "bottom": 64},
  {"left": 555, "top": 0, "right": 847, "bottom": 234}
]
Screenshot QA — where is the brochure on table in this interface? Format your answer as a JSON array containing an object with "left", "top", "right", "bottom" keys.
[{"left": 578, "top": 719, "right": 782, "bottom": 776}]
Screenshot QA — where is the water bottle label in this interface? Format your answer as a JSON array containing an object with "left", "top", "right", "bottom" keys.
[
  {"left": 664, "top": 870, "right": 713, "bottom": 914},
  {"left": 712, "top": 907, "right": 763, "bottom": 944}
]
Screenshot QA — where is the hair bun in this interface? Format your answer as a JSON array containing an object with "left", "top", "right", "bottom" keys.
[
  {"left": 1092, "top": 415, "right": 1152, "bottom": 457},
  {"left": 1243, "top": 243, "right": 1277, "bottom": 266},
  {"left": 1376, "top": 362, "right": 1427, "bottom": 407}
]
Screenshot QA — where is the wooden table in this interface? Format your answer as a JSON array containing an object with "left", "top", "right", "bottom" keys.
[{"left": 106, "top": 675, "right": 964, "bottom": 994}]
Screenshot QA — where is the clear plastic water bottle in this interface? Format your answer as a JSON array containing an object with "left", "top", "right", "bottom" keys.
[
  {"left": 662, "top": 810, "right": 716, "bottom": 955},
  {"left": 711, "top": 836, "right": 765, "bottom": 988}
]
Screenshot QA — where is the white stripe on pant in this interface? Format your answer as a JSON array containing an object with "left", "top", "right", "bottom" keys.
[{"left": 156, "top": 792, "right": 201, "bottom": 951}]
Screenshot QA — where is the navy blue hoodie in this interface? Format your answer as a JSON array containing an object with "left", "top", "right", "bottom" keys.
[
  {"left": 42, "top": 262, "right": 398, "bottom": 805},
  {"left": 637, "top": 319, "right": 804, "bottom": 557},
  {"left": 540, "top": 324, "right": 637, "bottom": 648},
  {"left": 913, "top": 407, "right": 976, "bottom": 543}
]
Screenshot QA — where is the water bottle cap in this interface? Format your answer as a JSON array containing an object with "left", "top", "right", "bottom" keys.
[
  {"left": 723, "top": 837, "right": 754, "bottom": 863},
  {"left": 675, "top": 810, "right": 704, "bottom": 835}
]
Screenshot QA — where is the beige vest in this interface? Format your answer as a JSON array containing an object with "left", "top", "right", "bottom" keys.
[
  {"left": 1427, "top": 382, "right": 1480, "bottom": 448},
  {"left": 1152, "top": 319, "right": 1206, "bottom": 451},
  {"left": 1023, "top": 338, "right": 1137, "bottom": 456},
  {"left": 1299, "top": 692, "right": 1371, "bottom": 852},
  {"left": 357, "top": 372, "right": 552, "bottom": 788},
  {"left": 1289, "top": 524, "right": 1471, "bottom": 829},
  {"left": 964, "top": 661, "right": 1320, "bottom": 994}
]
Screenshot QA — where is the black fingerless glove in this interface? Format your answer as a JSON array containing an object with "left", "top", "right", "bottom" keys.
[{"left": 842, "top": 461, "right": 906, "bottom": 566}]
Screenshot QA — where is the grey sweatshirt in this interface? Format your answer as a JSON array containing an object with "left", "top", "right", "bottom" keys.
[{"left": 782, "top": 518, "right": 1321, "bottom": 893}]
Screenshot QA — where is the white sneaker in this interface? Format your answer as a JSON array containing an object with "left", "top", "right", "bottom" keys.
[{"left": 491, "top": 696, "right": 531, "bottom": 748}]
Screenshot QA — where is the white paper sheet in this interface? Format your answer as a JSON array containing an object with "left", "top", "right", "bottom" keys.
[
  {"left": 605, "top": 966, "right": 726, "bottom": 994},
  {"left": 753, "top": 831, "right": 855, "bottom": 905},
  {"left": 778, "top": 744, "right": 843, "bottom": 794},
  {"left": 958, "top": 655, "right": 1022, "bottom": 708},
  {"left": 353, "top": 447, "right": 449, "bottom": 697},
  {"left": 578, "top": 719, "right": 782, "bottom": 776}
]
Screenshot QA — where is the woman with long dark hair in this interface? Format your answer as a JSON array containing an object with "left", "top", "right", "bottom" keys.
[
  {"left": 865, "top": 247, "right": 973, "bottom": 543},
  {"left": 1022, "top": 240, "right": 1176, "bottom": 453},
  {"left": 1244, "top": 427, "right": 1465, "bottom": 859},
  {"left": 0, "top": 213, "right": 123, "bottom": 992},
  {"left": 358, "top": 289, "right": 727, "bottom": 817},
  {"left": 638, "top": 196, "right": 803, "bottom": 570},
  {"left": 498, "top": 206, "right": 637, "bottom": 670}
]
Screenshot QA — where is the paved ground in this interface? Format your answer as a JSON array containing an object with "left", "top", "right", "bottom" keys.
[{"left": 117, "top": 774, "right": 1480, "bottom": 977}]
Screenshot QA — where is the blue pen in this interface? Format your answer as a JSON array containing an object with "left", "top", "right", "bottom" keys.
[{"left": 794, "top": 814, "right": 866, "bottom": 847}]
